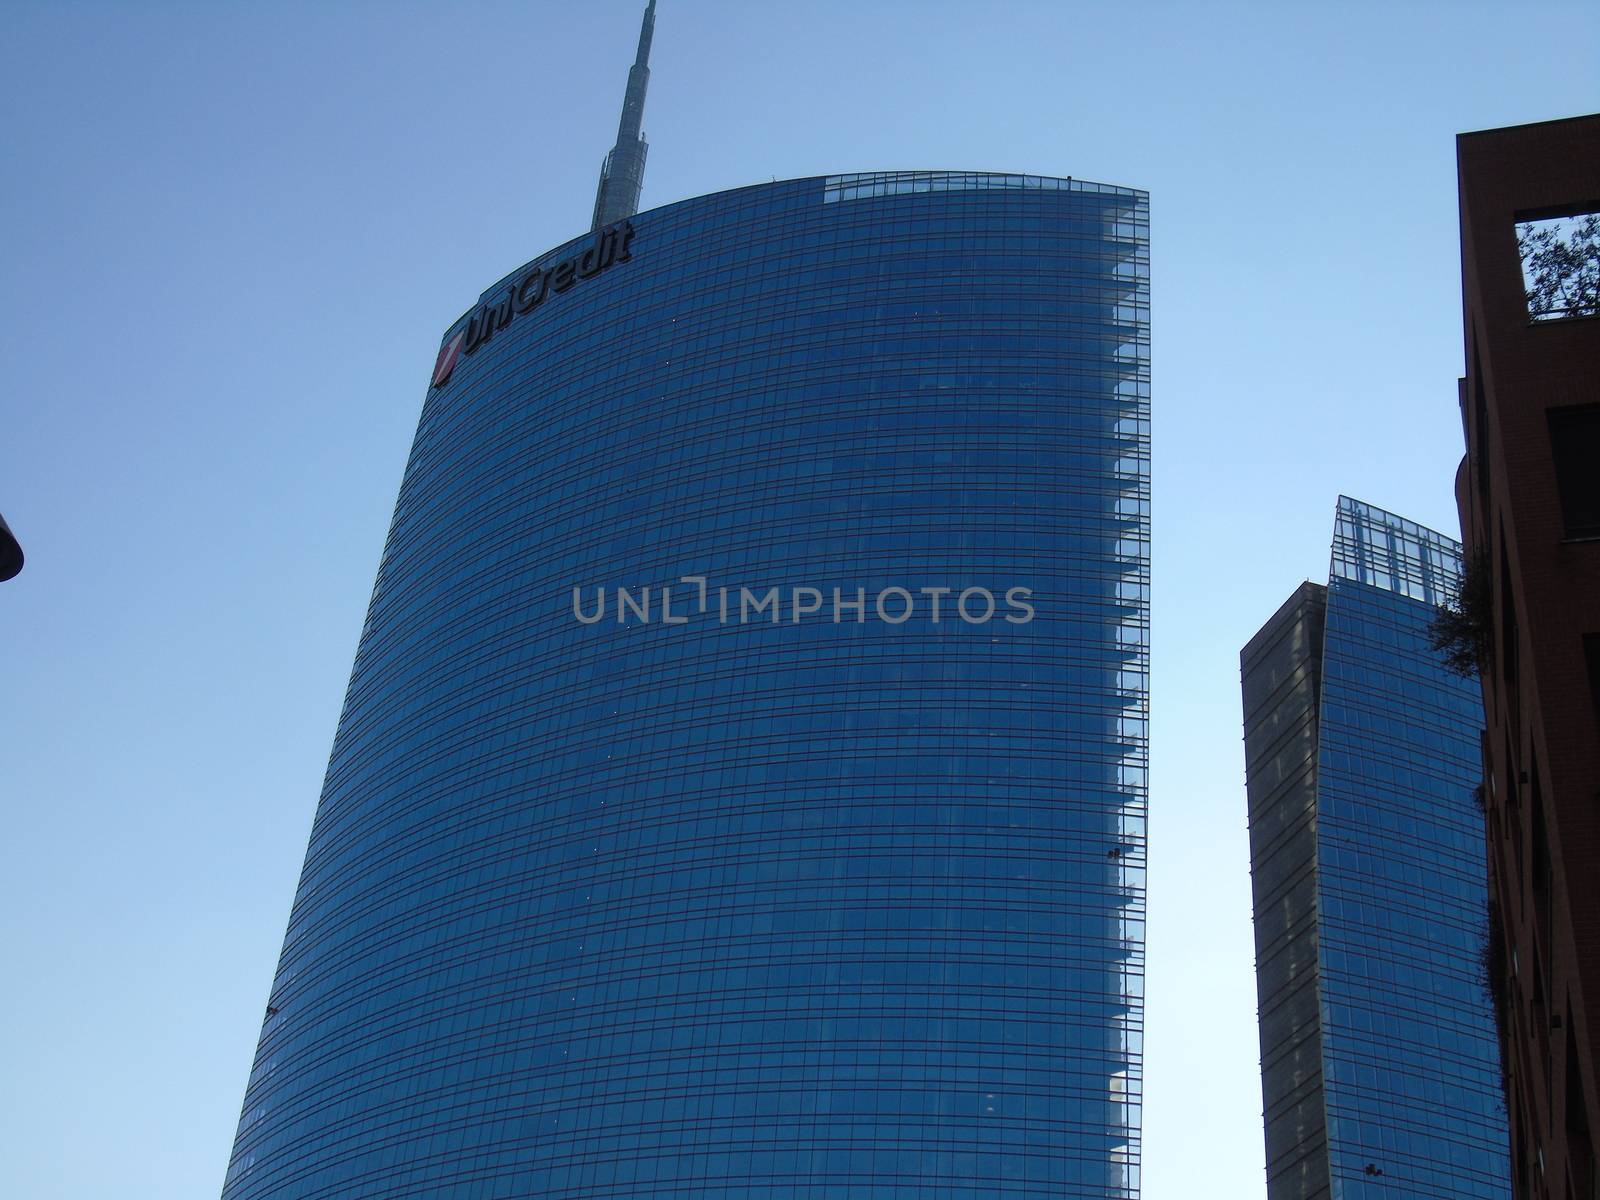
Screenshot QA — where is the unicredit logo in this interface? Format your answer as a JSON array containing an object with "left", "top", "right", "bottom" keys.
[
  {"left": 430, "top": 220, "right": 637, "bottom": 390},
  {"left": 430, "top": 330, "right": 465, "bottom": 388}
]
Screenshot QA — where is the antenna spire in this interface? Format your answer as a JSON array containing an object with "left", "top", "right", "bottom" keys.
[{"left": 592, "top": 0, "right": 655, "bottom": 230}]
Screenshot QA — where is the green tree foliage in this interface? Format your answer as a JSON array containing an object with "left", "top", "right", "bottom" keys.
[{"left": 1429, "top": 547, "right": 1492, "bottom": 678}]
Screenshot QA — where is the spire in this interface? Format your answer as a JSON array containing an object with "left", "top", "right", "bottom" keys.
[{"left": 592, "top": 0, "right": 656, "bottom": 230}]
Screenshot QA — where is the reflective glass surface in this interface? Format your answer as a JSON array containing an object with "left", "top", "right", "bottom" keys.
[
  {"left": 1316, "top": 498, "right": 1509, "bottom": 1199},
  {"left": 223, "top": 171, "right": 1150, "bottom": 1199}
]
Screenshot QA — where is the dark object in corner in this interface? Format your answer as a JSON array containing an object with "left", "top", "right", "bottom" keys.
[{"left": 0, "top": 512, "right": 21, "bottom": 582}]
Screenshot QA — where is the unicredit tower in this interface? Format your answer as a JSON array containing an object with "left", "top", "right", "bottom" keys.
[{"left": 222, "top": 6, "right": 1150, "bottom": 1198}]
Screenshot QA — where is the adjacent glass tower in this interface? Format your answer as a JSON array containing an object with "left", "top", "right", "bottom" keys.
[
  {"left": 222, "top": 169, "right": 1150, "bottom": 1199},
  {"left": 1241, "top": 498, "right": 1509, "bottom": 1200}
]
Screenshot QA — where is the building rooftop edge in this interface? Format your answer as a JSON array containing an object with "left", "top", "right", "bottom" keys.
[
  {"left": 1457, "top": 110, "right": 1600, "bottom": 142},
  {"left": 627, "top": 168, "right": 1148, "bottom": 231},
  {"left": 1239, "top": 580, "right": 1326, "bottom": 670},
  {"left": 1336, "top": 493, "right": 1462, "bottom": 550},
  {"left": 445, "top": 170, "right": 1148, "bottom": 337}
]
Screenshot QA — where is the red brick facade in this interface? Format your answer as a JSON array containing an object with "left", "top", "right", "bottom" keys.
[{"left": 1455, "top": 114, "right": 1600, "bottom": 1200}]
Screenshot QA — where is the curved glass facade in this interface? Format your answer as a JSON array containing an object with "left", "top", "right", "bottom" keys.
[
  {"left": 223, "top": 171, "right": 1150, "bottom": 1200},
  {"left": 1317, "top": 499, "right": 1508, "bottom": 1198},
  {"left": 1242, "top": 498, "right": 1508, "bottom": 1200}
]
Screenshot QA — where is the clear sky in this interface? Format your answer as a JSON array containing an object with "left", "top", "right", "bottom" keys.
[{"left": 0, "top": 2, "right": 1594, "bottom": 1197}]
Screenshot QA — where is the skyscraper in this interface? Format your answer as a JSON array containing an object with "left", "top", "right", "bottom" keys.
[
  {"left": 1453, "top": 113, "right": 1600, "bottom": 1200},
  {"left": 1241, "top": 497, "right": 1509, "bottom": 1200},
  {"left": 223, "top": 9, "right": 1150, "bottom": 1198}
]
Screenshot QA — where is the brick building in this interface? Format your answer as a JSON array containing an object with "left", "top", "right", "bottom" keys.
[{"left": 1454, "top": 113, "right": 1600, "bottom": 1200}]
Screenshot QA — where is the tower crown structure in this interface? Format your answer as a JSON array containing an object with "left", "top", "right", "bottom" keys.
[{"left": 591, "top": 0, "right": 655, "bottom": 230}]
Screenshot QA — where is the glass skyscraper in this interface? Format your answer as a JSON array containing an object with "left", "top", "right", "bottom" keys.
[
  {"left": 220, "top": 165, "right": 1150, "bottom": 1199},
  {"left": 1241, "top": 497, "right": 1509, "bottom": 1200}
]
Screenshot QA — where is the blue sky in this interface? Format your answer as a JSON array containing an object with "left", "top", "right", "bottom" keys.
[{"left": 0, "top": 2, "right": 1594, "bottom": 1197}]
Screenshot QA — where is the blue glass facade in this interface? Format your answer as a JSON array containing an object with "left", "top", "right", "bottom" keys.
[
  {"left": 223, "top": 171, "right": 1150, "bottom": 1200},
  {"left": 1243, "top": 498, "right": 1508, "bottom": 1200},
  {"left": 1317, "top": 499, "right": 1508, "bottom": 1198}
]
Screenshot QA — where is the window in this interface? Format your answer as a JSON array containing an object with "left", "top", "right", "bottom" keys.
[
  {"left": 1566, "top": 1023, "right": 1595, "bottom": 1200},
  {"left": 1583, "top": 633, "right": 1600, "bottom": 728},
  {"left": 1516, "top": 209, "right": 1600, "bottom": 321},
  {"left": 1548, "top": 406, "right": 1600, "bottom": 539},
  {"left": 1471, "top": 329, "right": 1490, "bottom": 505}
]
